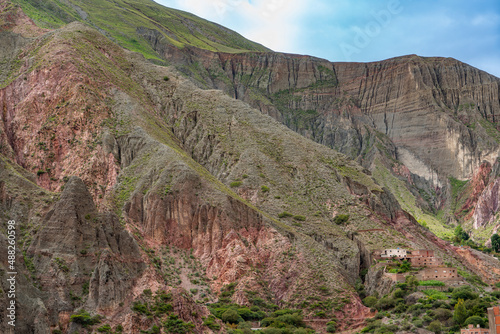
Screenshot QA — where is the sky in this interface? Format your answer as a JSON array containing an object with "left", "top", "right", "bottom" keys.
[{"left": 154, "top": 0, "right": 500, "bottom": 77}]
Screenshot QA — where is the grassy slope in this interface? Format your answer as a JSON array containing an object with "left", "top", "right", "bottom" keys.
[
  {"left": 372, "top": 159, "right": 454, "bottom": 239},
  {"left": 12, "top": 0, "right": 269, "bottom": 61}
]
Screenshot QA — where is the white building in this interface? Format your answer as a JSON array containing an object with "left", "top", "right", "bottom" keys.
[{"left": 380, "top": 248, "right": 407, "bottom": 258}]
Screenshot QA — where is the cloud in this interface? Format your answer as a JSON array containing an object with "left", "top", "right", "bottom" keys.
[
  {"left": 157, "top": 0, "right": 308, "bottom": 52},
  {"left": 471, "top": 13, "right": 500, "bottom": 27},
  {"left": 154, "top": 0, "right": 500, "bottom": 77}
]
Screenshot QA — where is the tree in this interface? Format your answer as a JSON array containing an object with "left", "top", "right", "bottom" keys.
[
  {"left": 405, "top": 275, "right": 419, "bottom": 290},
  {"left": 465, "top": 315, "right": 485, "bottom": 327},
  {"left": 400, "top": 260, "right": 411, "bottom": 273},
  {"left": 455, "top": 226, "right": 469, "bottom": 242},
  {"left": 221, "top": 309, "right": 240, "bottom": 324},
  {"left": 453, "top": 299, "right": 467, "bottom": 326},
  {"left": 427, "top": 320, "right": 442, "bottom": 334},
  {"left": 492, "top": 234, "right": 500, "bottom": 252}
]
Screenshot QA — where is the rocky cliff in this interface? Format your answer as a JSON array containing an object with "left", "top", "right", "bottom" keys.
[{"left": 155, "top": 41, "right": 500, "bottom": 241}]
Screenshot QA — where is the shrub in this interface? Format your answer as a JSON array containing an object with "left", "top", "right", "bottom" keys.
[
  {"left": 427, "top": 320, "right": 442, "bottom": 334},
  {"left": 326, "top": 321, "right": 337, "bottom": 333},
  {"left": 413, "top": 319, "right": 423, "bottom": 328},
  {"left": 452, "top": 286, "right": 478, "bottom": 300},
  {"left": 375, "top": 297, "right": 395, "bottom": 310},
  {"left": 278, "top": 211, "right": 293, "bottom": 218},
  {"left": 433, "top": 308, "right": 452, "bottom": 322},
  {"left": 261, "top": 185, "right": 269, "bottom": 192},
  {"left": 163, "top": 76, "right": 169, "bottom": 81},
  {"left": 275, "top": 313, "right": 304, "bottom": 327},
  {"left": 70, "top": 309, "right": 101, "bottom": 327},
  {"left": 54, "top": 257, "right": 70, "bottom": 273},
  {"left": 293, "top": 215, "right": 306, "bottom": 221},
  {"left": 333, "top": 214, "right": 349, "bottom": 225},
  {"left": 163, "top": 314, "right": 194, "bottom": 333},
  {"left": 97, "top": 324, "right": 112, "bottom": 333},
  {"left": 154, "top": 302, "right": 173, "bottom": 315},
  {"left": 393, "top": 288, "right": 405, "bottom": 298},
  {"left": 363, "top": 296, "right": 377, "bottom": 308},
  {"left": 203, "top": 315, "right": 221, "bottom": 330},
  {"left": 131, "top": 301, "right": 151, "bottom": 315},
  {"left": 230, "top": 181, "right": 243, "bottom": 188}
]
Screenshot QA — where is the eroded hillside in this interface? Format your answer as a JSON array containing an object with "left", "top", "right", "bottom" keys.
[{"left": 2, "top": 1, "right": 500, "bottom": 333}]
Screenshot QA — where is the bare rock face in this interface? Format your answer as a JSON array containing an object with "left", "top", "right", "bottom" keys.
[
  {"left": 25, "top": 176, "right": 145, "bottom": 330},
  {"left": 474, "top": 178, "right": 500, "bottom": 229}
]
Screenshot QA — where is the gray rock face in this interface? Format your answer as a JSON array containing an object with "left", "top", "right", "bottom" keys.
[
  {"left": 364, "top": 266, "right": 394, "bottom": 297},
  {"left": 24, "top": 177, "right": 145, "bottom": 329}
]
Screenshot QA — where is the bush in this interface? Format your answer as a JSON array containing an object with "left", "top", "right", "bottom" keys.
[
  {"left": 261, "top": 185, "right": 269, "bottom": 192},
  {"left": 433, "top": 308, "right": 452, "bottom": 321},
  {"left": 452, "top": 286, "right": 478, "bottom": 300},
  {"left": 326, "top": 321, "right": 337, "bottom": 333},
  {"left": 413, "top": 319, "right": 423, "bottom": 328},
  {"left": 333, "top": 214, "right": 349, "bottom": 225},
  {"left": 131, "top": 301, "right": 151, "bottom": 315},
  {"left": 393, "top": 288, "right": 405, "bottom": 298},
  {"left": 375, "top": 297, "right": 396, "bottom": 310},
  {"left": 70, "top": 309, "right": 101, "bottom": 327},
  {"left": 97, "top": 324, "right": 112, "bottom": 333},
  {"left": 203, "top": 315, "right": 221, "bottom": 330},
  {"left": 363, "top": 296, "right": 377, "bottom": 308},
  {"left": 427, "top": 320, "right": 442, "bottom": 333},
  {"left": 163, "top": 76, "right": 170, "bottom": 81},
  {"left": 278, "top": 211, "right": 293, "bottom": 218},
  {"left": 230, "top": 181, "right": 243, "bottom": 188},
  {"left": 163, "top": 315, "right": 194, "bottom": 333},
  {"left": 275, "top": 313, "right": 304, "bottom": 327},
  {"left": 293, "top": 215, "right": 306, "bottom": 221}
]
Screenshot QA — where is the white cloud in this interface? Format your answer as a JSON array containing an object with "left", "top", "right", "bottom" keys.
[
  {"left": 471, "top": 13, "right": 500, "bottom": 27},
  {"left": 158, "top": 0, "right": 307, "bottom": 52}
]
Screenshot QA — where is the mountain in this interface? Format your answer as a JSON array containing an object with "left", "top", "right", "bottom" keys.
[
  {"left": 11, "top": 0, "right": 269, "bottom": 61},
  {"left": 1, "top": 0, "right": 500, "bottom": 333},
  {"left": 15, "top": 0, "right": 500, "bottom": 243}
]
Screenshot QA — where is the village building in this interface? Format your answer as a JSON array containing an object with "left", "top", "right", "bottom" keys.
[
  {"left": 488, "top": 306, "right": 500, "bottom": 334},
  {"left": 461, "top": 324, "right": 490, "bottom": 334},
  {"left": 416, "top": 267, "right": 459, "bottom": 281},
  {"left": 380, "top": 248, "right": 408, "bottom": 258},
  {"left": 408, "top": 251, "right": 443, "bottom": 267}
]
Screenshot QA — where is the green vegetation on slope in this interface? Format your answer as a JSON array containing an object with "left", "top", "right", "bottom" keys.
[
  {"left": 12, "top": 0, "right": 269, "bottom": 61},
  {"left": 373, "top": 159, "right": 453, "bottom": 238},
  {"left": 361, "top": 277, "right": 497, "bottom": 334}
]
